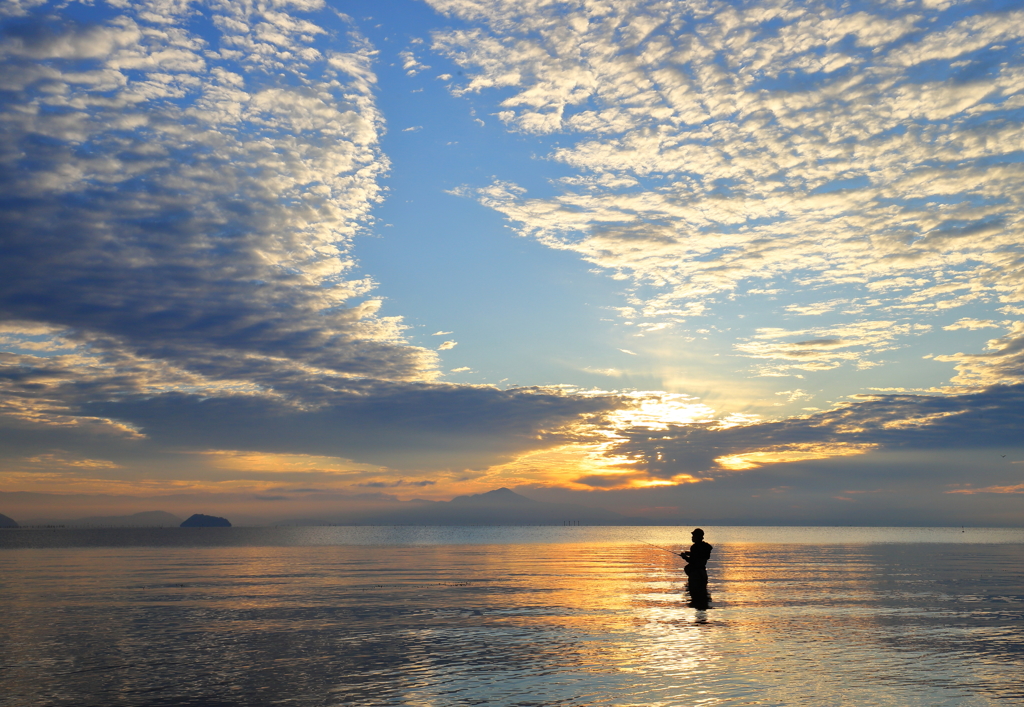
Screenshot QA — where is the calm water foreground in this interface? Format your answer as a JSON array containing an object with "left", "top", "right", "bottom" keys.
[{"left": 1, "top": 526, "right": 1022, "bottom": 706}]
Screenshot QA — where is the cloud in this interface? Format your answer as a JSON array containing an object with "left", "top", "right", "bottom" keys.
[
  {"left": 735, "top": 320, "right": 919, "bottom": 375},
  {"left": 0, "top": 1, "right": 644, "bottom": 496},
  {"left": 784, "top": 300, "right": 846, "bottom": 316},
  {"left": 356, "top": 479, "right": 436, "bottom": 488},
  {"left": 0, "top": 5, "right": 705, "bottom": 511},
  {"left": 4, "top": 0, "right": 1024, "bottom": 525},
  {"left": 398, "top": 48, "right": 430, "bottom": 76},
  {"left": 90, "top": 382, "right": 628, "bottom": 470},
  {"left": 775, "top": 389, "right": 814, "bottom": 403},
  {"left": 0, "top": 333, "right": 629, "bottom": 477},
  {"left": 933, "top": 321, "right": 1024, "bottom": 387},
  {"left": 947, "top": 483, "right": 1024, "bottom": 495},
  {"left": 583, "top": 367, "right": 621, "bottom": 377},
  {"left": 943, "top": 318, "right": 1000, "bottom": 331},
  {"left": 429, "top": 0, "right": 1024, "bottom": 377},
  {"left": 23, "top": 452, "right": 120, "bottom": 469},
  {"left": 0, "top": 1, "right": 445, "bottom": 392},
  {"left": 599, "top": 383, "right": 1024, "bottom": 483}
]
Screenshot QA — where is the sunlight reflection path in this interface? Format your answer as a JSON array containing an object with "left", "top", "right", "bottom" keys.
[{"left": 0, "top": 530, "right": 1022, "bottom": 706}]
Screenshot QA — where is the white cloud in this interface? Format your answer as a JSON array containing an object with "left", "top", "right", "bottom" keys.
[
  {"left": 784, "top": 300, "right": 845, "bottom": 316},
  {"left": 438, "top": 340, "right": 458, "bottom": 350},
  {"left": 0, "top": 0, "right": 442, "bottom": 424},
  {"left": 934, "top": 321, "right": 1024, "bottom": 387},
  {"left": 0, "top": 17, "right": 144, "bottom": 59},
  {"left": 943, "top": 318, "right": 999, "bottom": 331},
  {"left": 428, "top": 0, "right": 1024, "bottom": 380},
  {"left": 736, "top": 320, "right": 920, "bottom": 374},
  {"left": 399, "top": 49, "right": 430, "bottom": 76},
  {"left": 887, "top": 10, "right": 1024, "bottom": 67},
  {"left": 583, "top": 366, "right": 622, "bottom": 376},
  {"left": 776, "top": 389, "right": 813, "bottom": 402}
]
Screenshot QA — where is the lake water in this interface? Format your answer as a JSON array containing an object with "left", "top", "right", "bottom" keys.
[{"left": 1, "top": 526, "right": 1022, "bottom": 706}]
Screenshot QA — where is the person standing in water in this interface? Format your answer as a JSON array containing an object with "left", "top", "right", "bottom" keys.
[{"left": 680, "top": 528, "right": 713, "bottom": 606}]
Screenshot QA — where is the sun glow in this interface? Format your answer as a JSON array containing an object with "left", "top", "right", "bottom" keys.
[
  {"left": 603, "top": 392, "right": 717, "bottom": 430},
  {"left": 474, "top": 392, "right": 752, "bottom": 491}
]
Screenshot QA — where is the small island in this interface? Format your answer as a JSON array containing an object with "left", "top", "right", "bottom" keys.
[
  {"left": 180, "top": 513, "right": 231, "bottom": 528},
  {"left": 0, "top": 512, "right": 19, "bottom": 528}
]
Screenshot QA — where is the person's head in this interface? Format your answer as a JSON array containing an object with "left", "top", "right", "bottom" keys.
[{"left": 691, "top": 528, "right": 704, "bottom": 540}]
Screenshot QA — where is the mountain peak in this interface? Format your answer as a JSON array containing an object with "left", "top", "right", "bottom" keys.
[{"left": 449, "top": 487, "right": 538, "bottom": 505}]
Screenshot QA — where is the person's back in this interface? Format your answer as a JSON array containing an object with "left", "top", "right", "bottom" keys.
[{"left": 687, "top": 538, "right": 712, "bottom": 568}]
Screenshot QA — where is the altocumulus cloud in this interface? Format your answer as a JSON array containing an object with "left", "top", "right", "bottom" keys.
[
  {"left": 431, "top": 0, "right": 1024, "bottom": 379},
  {"left": 0, "top": 0, "right": 423, "bottom": 382},
  {"left": 3, "top": 0, "right": 1024, "bottom": 521},
  {"left": 0, "top": 0, "right": 624, "bottom": 486},
  {"left": 419, "top": 0, "right": 1024, "bottom": 509}
]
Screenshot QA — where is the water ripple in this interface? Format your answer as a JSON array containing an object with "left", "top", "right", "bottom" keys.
[{"left": 0, "top": 531, "right": 1022, "bottom": 705}]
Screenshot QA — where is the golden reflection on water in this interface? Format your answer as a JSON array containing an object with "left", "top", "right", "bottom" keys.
[{"left": 1, "top": 534, "right": 1023, "bottom": 706}]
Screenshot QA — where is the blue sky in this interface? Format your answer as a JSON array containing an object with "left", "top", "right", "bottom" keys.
[{"left": 1, "top": 0, "right": 1023, "bottom": 524}]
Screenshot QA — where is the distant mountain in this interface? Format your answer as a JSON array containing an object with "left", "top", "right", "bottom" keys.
[
  {"left": 0, "top": 512, "right": 18, "bottom": 528},
  {"left": 180, "top": 513, "right": 231, "bottom": 527},
  {"left": 60, "top": 511, "right": 182, "bottom": 527},
  {"left": 283, "top": 487, "right": 643, "bottom": 526},
  {"left": 451, "top": 488, "right": 537, "bottom": 505}
]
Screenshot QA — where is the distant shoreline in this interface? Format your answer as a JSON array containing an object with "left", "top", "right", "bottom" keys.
[{"left": 2, "top": 525, "right": 1023, "bottom": 552}]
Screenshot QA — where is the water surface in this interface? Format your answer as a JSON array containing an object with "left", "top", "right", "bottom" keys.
[{"left": 1, "top": 527, "right": 1021, "bottom": 706}]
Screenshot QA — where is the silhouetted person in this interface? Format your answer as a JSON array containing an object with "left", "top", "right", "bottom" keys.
[{"left": 680, "top": 527, "right": 712, "bottom": 608}]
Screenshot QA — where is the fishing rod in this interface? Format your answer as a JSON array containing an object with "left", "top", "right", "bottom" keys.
[{"left": 637, "top": 539, "right": 686, "bottom": 560}]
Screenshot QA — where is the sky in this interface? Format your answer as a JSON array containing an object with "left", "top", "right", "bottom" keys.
[{"left": 1, "top": 0, "right": 1023, "bottom": 525}]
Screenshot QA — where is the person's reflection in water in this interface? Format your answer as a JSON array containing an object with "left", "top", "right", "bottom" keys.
[{"left": 680, "top": 528, "right": 713, "bottom": 609}]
